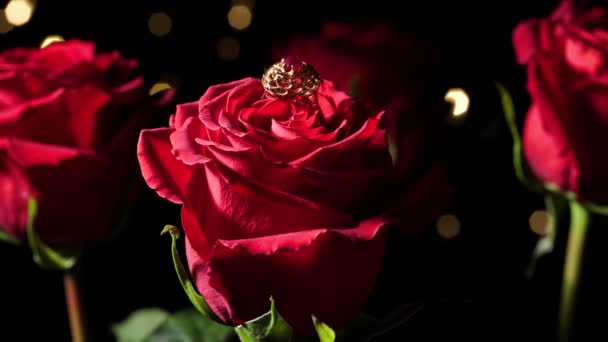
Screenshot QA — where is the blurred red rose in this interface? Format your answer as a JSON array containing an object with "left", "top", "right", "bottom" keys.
[
  {"left": 0, "top": 39, "right": 174, "bottom": 243},
  {"left": 138, "top": 71, "right": 392, "bottom": 334},
  {"left": 274, "top": 22, "right": 452, "bottom": 231},
  {"left": 514, "top": 0, "right": 608, "bottom": 202}
]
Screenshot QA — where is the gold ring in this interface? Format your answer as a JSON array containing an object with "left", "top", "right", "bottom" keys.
[{"left": 262, "top": 56, "right": 321, "bottom": 104}]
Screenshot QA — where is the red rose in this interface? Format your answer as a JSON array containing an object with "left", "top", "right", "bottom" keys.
[
  {"left": 0, "top": 40, "right": 174, "bottom": 243},
  {"left": 514, "top": 0, "right": 608, "bottom": 202},
  {"left": 275, "top": 23, "right": 452, "bottom": 231},
  {"left": 138, "top": 65, "right": 391, "bottom": 334}
]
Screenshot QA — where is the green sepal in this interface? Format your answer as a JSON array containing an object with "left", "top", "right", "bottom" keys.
[
  {"left": 161, "top": 225, "right": 219, "bottom": 322},
  {"left": 112, "top": 307, "right": 236, "bottom": 342},
  {"left": 234, "top": 297, "right": 293, "bottom": 342},
  {"left": 312, "top": 316, "right": 335, "bottom": 342},
  {"left": 496, "top": 82, "right": 544, "bottom": 193},
  {"left": 0, "top": 228, "right": 20, "bottom": 245},
  {"left": 25, "top": 197, "right": 80, "bottom": 271}
]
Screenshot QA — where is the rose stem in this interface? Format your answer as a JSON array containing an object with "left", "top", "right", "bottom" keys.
[
  {"left": 64, "top": 268, "right": 86, "bottom": 342},
  {"left": 558, "top": 200, "right": 590, "bottom": 342}
]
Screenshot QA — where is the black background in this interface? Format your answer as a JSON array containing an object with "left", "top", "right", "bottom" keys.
[{"left": 3, "top": 0, "right": 604, "bottom": 341}]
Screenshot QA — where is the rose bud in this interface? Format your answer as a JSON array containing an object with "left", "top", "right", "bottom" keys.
[
  {"left": 274, "top": 22, "right": 453, "bottom": 232},
  {"left": 513, "top": 0, "right": 608, "bottom": 203},
  {"left": 0, "top": 39, "right": 174, "bottom": 243},
  {"left": 138, "top": 57, "right": 392, "bottom": 334}
]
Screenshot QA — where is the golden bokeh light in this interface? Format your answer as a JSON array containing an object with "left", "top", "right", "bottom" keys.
[
  {"left": 529, "top": 210, "right": 553, "bottom": 235},
  {"left": 0, "top": 10, "right": 13, "bottom": 34},
  {"left": 40, "top": 34, "right": 64, "bottom": 48},
  {"left": 436, "top": 214, "right": 461, "bottom": 239},
  {"left": 227, "top": 5, "right": 252, "bottom": 30},
  {"left": 444, "top": 88, "right": 470, "bottom": 117},
  {"left": 5, "top": 0, "right": 34, "bottom": 27},
  {"left": 148, "top": 12, "right": 172, "bottom": 37},
  {"left": 217, "top": 37, "right": 240, "bottom": 62},
  {"left": 149, "top": 82, "right": 172, "bottom": 96},
  {"left": 231, "top": 0, "right": 255, "bottom": 9}
]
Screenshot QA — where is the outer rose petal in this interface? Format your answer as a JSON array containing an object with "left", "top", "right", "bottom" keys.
[
  {"left": 513, "top": 19, "right": 541, "bottom": 65},
  {"left": 3, "top": 139, "right": 122, "bottom": 243},
  {"left": 137, "top": 128, "right": 193, "bottom": 204},
  {"left": 182, "top": 162, "right": 355, "bottom": 249},
  {"left": 523, "top": 104, "right": 580, "bottom": 195},
  {"left": 173, "top": 101, "right": 199, "bottom": 129},
  {"left": 186, "top": 216, "right": 388, "bottom": 334},
  {"left": 0, "top": 152, "right": 34, "bottom": 239}
]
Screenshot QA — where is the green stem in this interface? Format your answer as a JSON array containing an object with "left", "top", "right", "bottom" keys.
[
  {"left": 64, "top": 269, "right": 86, "bottom": 342},
  {"left": 558, "top": 201, "right": 591, "bottom": 342}
]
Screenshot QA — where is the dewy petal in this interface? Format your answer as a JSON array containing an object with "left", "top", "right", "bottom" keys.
[
  {"left": 137, "top": 127, "right": 193, "bottom": 204},
  {"left": 187, "top": 215, "right": 388, "bottom": 333}
]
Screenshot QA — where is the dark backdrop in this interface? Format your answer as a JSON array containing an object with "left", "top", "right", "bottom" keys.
[{"left": 1, "top": 0, "right": 595, "bottom": 341}]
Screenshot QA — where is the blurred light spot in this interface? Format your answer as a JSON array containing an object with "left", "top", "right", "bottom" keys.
[
  {"left": 436, "top": 214, "right": 461, "bottom": 239},
  {"left": 0, "top": 10, "right": 13, "bottom": 34},
  {"left": 444, "top": 88, "right": 470, "bottom": 117},
  {"left": 148, "top": 12, "right": 172, "bottom": 37},
  {"left": 231, "top": 0, "right": 255, "bottom": 9},
  {"left": 217, "top": 37, "right": 240, "bottom": 61},
  {"left": 149, "top": 82, "right": 172, "bottom": 96},
  {"left": 5, "top": 0, "right": 34, "bottom": 26},
  {"left": 529, "top": 210, "right": 553, "bottom": 235},
  {"left": 40, "top": 35, "right": 64, "bottom": 48},
  {"left": 227, "top": 5, "right": 252, "bottom": 30}
]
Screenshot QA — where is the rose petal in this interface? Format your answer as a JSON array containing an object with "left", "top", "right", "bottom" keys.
[
  {"left": 0, "top": 72, "right": 55, "bottom": 108},
  {"left": 173, "top": 101, "right": 199, "bottom": 130},
  {"left": 138, "top": 128, "right": 193, "bottom": 204},
  {"left": 170, "top": 117, "right": 212, "bottom": 165},
  {"left": 513, "top": 19, "right": 541, "bottom": 65},
  {"left": 0, "top": 152, "right": 35, "bottom": 240},
  {"left": 290, "top": 112, "right": 383, "bottom": 169},
  {"left": 2, "top": 138, "right": 119, "bottom": 243},
  {"left": 187, "top": 216, "right": 388, "bottom": 333},
  {"left": 524, "top": 104, "right": 581, "bottom": 194},
  {"left": 182, "top": 162, "right": 355, "bottom": 247},
  {"left": 198, "top": 78, "right": 260, "bottom": 118}
]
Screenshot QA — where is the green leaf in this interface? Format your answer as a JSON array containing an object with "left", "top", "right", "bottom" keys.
[
  {"left": 496, "top": 82, "right": 543, "bottom": 193},
  {"left": 112, "top": 308, "right": 236, "bottom": 342},
  {"left": 161, "top": 225, "right": 219, "bottom": 322},
  {"left": 347, "top": 75, "right": 361, "bottom": 100},
  {"left": 112, "top": 308, "right": 170, "bottom": 342},
  {"left": 25, "top": 197, "right": 80, "bottom": 270},
  {"left": 149, "top": 308, "right": 236, "bottom": 342},
  {"left": 312, "top": 316, "right": 335, "bottom": 342},
  {"left": 0, "top": 228, "right": 20, "bottom": 245},
  {"left": 234, "top": 297, "right": 293, "bottom": 342}
]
